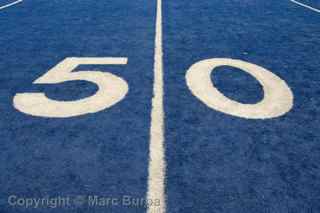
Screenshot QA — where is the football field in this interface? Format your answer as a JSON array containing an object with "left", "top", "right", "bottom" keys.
[{"left": 0, "top": 0, "right": 320, "bottom": 212}]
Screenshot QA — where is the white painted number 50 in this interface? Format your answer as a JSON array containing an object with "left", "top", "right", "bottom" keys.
[{"left": 14, "top": 57, "right": 129, "bottom": 118}]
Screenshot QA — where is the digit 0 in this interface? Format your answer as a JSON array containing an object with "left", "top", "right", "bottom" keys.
[{"left": 186, "top": 58, "right": 294, "bottom": 119}]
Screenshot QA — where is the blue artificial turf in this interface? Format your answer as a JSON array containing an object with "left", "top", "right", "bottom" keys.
[
  {"left": 0, "top": 0, "right": 156, "bottom": 212},
  {"left": 163, "top": 0, "right": 320, "bottom": 212},
  {"left": 297, "top": 0, "right": 320, "bottom": 8},
  {"left": 0, "top": 0, "right": 16, "bottom": 6},
  {"left": 0, "top": 0, "right": 320, "bottom": 213}
]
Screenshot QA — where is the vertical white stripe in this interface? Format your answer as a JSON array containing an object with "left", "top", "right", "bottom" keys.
[{"left": 147, "top": 0, "right": 166, "bottom": 212}]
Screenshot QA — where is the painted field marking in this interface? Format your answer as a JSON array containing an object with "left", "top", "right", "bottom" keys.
[
  {"left": 13, "top": 57, "right": 129, "bottom": 118},
  {"left": 290, "top": 0, "right": 320, "bottom": 13},
  {"left": 0, "top": 0, "right": 23, "bottom": 11},
  {"left": 186, "top": 58, "right": 294, "bottom": 119},
  {"left": 147, "top": 0, "right": 166, "bottom": 212}
]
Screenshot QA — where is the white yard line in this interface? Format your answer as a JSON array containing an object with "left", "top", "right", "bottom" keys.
[
  {"left": 290, "top": 0, "right": 320, "bottom": 13},
  {"left": 0, "top": 0, "right": 23, "bottom": 11},
  {"left": 146, "top": 0, "right": 166, "bottom": 212}
]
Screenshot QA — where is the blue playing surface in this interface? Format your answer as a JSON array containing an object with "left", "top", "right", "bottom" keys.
[
  {"left": 0, "top": 1, "right": 156, "bottom": 212},
  {"left": 164, "top": 1, "right": 320, "bottom": 212},
  {"left": 301, "top": 0, "right": 320, "bottom": 8},
  {"left": 0, "top": 0, "right": 320, "bottom": 213}
]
